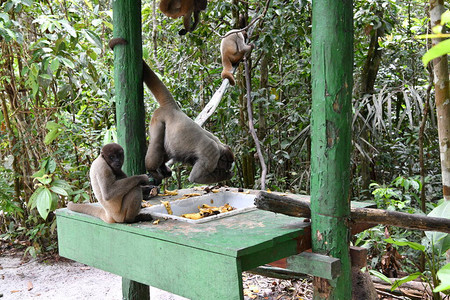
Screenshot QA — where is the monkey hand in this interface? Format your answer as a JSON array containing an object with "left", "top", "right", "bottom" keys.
[
  {"left": 141, "top": 185, "right": 159, "bottom": 200},
  {"left": 138, "top": 174, "right": 151, "bottom": 186}
]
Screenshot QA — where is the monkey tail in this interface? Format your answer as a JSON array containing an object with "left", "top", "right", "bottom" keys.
[
  {"left": 142, "top": 61, "right": 179, "bottom": 108},
  {"left": 221, "top": 71, "right": 236, "bottom": 86},
  {"left": 67, "top": 202, "right": 112, "bottom": 223},
  {"left": 108, "top": 38, "right": 177, "bottom": 109}
]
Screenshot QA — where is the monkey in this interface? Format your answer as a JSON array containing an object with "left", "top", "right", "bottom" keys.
[
  {"left": 67, "top": 143, "right": 151, "bottom": 223},
  {"left": 108, "top": 38, "right": 234, "bottom": 184},
  {"left": 142, "top": 61, "right": 234, "bottom": 184},
  {"left": 220, "top": 29, "right": 254, "bottom": 86},
  {"left": 159, "top": 0, "right": 207, "bottom": 35}
]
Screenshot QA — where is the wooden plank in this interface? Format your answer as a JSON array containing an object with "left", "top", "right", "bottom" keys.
[
  {"left": 287, "top": 252, "right": 341, "bottom": 280},
  {"left": 57, "top": 214, "right": 243, "bottom": 300},
  {"left": 57, "top": 208, "right": 308, "bottom": 257}
]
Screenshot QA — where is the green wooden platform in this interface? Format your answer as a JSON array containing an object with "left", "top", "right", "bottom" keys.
[{"left": 56, "top": 196, "right": 310, "bottom": 300}]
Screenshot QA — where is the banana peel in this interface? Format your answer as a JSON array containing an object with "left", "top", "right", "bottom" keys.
[
  {"left": 181, "top": 203, "right": 235, "bottom": 220},
  {"left": 160, "top": 200, "right": 173, "bottom": 215}
]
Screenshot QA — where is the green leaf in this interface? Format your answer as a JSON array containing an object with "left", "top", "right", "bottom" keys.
[
  {"left": 44, "top": 129, "right": 62, "bottom": 145},
  {"left": 384, "top": 238, "right": 426, "bottom": 252},
  {"left": 422, "top": 39, "right": 450, "bottom": 67},
  {"left": 36, "top": 174, "right": 52, "bottom": 185},
  {"left": 433, "top": 263, "right": 450, "bottom": 293},
  {"left": 50, "top": 59, "right": 60, "bottom": 72},
  {"left": 391, "top": 272, "right": 422, "bottom": 291},
  {"left": 50, "top": 186, "right": 68, "bottom": 196},
  {"left": 369, "top": 269, "right": 391, "bottom": 284},
  {"left": 441, "top": 10, "right": 450, "bottom": 25},
  {"left": 32, "top": 168, "right": 45, "bottom": 178},
  {"left": 83, "top": 29, "right": 102, "bottom": 48},
  {"left": 426, "top": 201, "right": 450, "bottom": 253},
  {"left": 29, "top": 186, "right": 45, "bottom": 209},
  {"left": 60, "top": 19, "right": 77, "bottom": 38},
  {"left": 39, "top": 74, "right": 52, "bottom": 80},
  {"left": 36, "top": 187, "right": 53, "bottom": 219},
  {"left": 52, "top": 179, "right": 72, "bottom": 190},
  {"left": 59, "top": 57, "right": 75, "bottom": 69}
]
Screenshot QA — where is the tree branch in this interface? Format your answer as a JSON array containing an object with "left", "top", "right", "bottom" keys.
[{"left": 255, "top": 191, "right": 450, "bottom": 233}]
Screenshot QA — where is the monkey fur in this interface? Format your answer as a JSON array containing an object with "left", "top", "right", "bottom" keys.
[
  {"left": 142, "top": 61, "right": 234, "bottom": 184},
  {"left": 109, "top": 38, "right": 234, "bottom": 184},
  {"left": 159, "top": 0, "right": 207, "bottom": 35},
  {"left": 220, "top": 29, "right": 254, "bottom": 86},
  {"left": 67, "top": 143, "right": 151, "bottom": 223}
]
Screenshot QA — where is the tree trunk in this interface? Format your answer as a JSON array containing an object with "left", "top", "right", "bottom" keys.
[
  {"left": 358, "top": 10, "right": 384, "bottom": 198},
  {"left": 429, "top": 0, "right": 450, "bottom": 263},
  {"left": 429, "top": 0, "right": 450, "bottom": 202}
]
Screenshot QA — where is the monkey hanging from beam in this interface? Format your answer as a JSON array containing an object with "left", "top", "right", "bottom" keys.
[
  {"left": 159, "top": 0, "right": 207, "bottom": 35},
  {"left": 67, "top": 143, "right": 153, "bottom": 223},
  {"left": 220, "top": 29, "right": 254, "bottom": 86},
  {"left": 109, "top": 38, "right": 234, "bottom": 185}
]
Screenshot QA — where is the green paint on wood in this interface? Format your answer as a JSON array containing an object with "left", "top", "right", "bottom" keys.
[
  {"left": 310, "top": 0, "right": 353, "bottom": 299},
  {"left": 287, "top": 252, "right": 341, "bottom": 280},
  {"left": 111, "top": 0, "right": 147, "bottom": 298},
  {"left": 111, "top": 0, "right": 146, "bottom": 175},
  {"left": 56, "top": 209, "right": 307, "bottom": 300}
]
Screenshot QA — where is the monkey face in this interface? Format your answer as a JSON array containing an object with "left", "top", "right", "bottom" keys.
[{"left": 102, "top": 143, "right": 125, "bottom": 173}]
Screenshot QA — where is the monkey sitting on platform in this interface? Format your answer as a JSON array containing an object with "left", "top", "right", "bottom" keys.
[{"left": 67, "top": 143, "right": 152, "bottom": 223}]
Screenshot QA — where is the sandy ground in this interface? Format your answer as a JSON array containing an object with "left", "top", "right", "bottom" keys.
[
  {"left": 0, "top": 254, "right": 189, "bottom": 300},
  {"left": 0, "top": 252, "right": 312, "bottom": 300}
]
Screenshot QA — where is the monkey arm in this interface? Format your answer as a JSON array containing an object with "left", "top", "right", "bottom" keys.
[
  {"left": 145, "top": 119, "right": 172, "bottom": 180},
  {"left": 100, "top": 174, "right": 149, "bottom": 201},
  {"left": 235, "top": 33, "right": 254, "bottom": 55}
]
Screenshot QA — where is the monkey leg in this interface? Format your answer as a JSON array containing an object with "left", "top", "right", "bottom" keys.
[
  {"left": 145, "top": 121, "right": 172, "bottom": 180},
  {"left": 67, "top": 202, "right": 115, "bottom": 223},
  {"left": 178, "top": 14, "right": 192, "bottom": 35},
  {"left": 114, "top": 187, "right": 142, "bottom": 223}
]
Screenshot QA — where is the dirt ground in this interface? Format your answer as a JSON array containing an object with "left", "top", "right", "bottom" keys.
[{"left": 0, "top": 247, "right": 313, "bottom": 300}]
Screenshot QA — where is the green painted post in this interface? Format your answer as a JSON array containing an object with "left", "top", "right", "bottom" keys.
[
  {"left": 111, "top": 0, "right": 148, "bottom": 299},
  {"left": 111, "top": 0, "right": 147, "bottom": 175},
  {"left": 310, "top": 0, "right": 353, "bottom": 299}
]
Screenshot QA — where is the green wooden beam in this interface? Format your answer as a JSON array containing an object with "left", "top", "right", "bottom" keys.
[
  {"left": 310, "top": 0, "right": 353, "bottom": 299},
  {"left": 287, "top": 252, "right": 341, "bottom": 280},
  {"left": 111, "top": 0, "right": 146, "bottom": 175},
  {"left": 111, "top": 0, "right": 148, "bottom": 299}
]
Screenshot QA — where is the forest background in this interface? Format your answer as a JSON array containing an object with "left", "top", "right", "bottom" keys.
[{"left": 0, "top": 0, "right": 449, "bottom": 295}]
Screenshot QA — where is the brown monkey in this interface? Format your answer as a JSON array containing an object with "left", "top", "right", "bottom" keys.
[
  {"left": 108, "top": 38, "right": 234, "bottom": 184},
  {"left": 159, "top": 0, "right": 207, "bottom": 35},
  {"left": 220, "top": 29, "right": 254, "bottom": 86},
  {"left": 142, "top": 61, "right": 234, "bottom": 184},
  {"left": 67, "top": 143, "right": 151, "bottom": 223}
]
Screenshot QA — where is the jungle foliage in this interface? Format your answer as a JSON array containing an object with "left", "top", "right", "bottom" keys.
[{"left": 0, "top": 0, "right": 448, "bottom": 295}]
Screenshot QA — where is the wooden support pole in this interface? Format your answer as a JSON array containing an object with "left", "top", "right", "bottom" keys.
[
  {"left": 310, "top": 0, "right": 353, "bottom": 298},
  {"left": 111, "top": 0, "right": 149, "bottom": 299},
  {"left": 112, "top": 0, "right": 147, "bottom": 175},
  {"left": 255, "top": 192, "right": 450, "bottom": 233}
]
